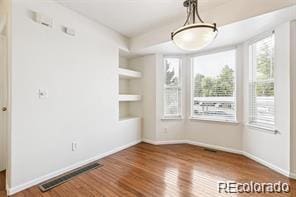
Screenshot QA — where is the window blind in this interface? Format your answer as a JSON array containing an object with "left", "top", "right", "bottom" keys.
[
  {"left": 249, "top": 35, "right": 275, "bottom": 129},
  {"left": 163, "top": 58, "right": 182, "bottom": 118},
  {"left": 191, "top": 50, "right": 236, "bottom": 122}
]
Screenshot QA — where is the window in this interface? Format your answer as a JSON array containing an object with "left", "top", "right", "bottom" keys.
[
  {"left": 191, "top": 50, "right": 237, "bottom": 122},
  {"left": 248, "top": 34, "right": 275, "bottom": 129},
  {"left": 163, "top": 57, "right": 182, "bottom": 118}
]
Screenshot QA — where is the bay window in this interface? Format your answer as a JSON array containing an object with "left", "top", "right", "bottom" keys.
[
  {"left": 191, "top": 49, "right": 237, "bottom": 122},
  {"left": 248, "top": 34, "right": 275, "bottom": 129},
  {"left": 163, "top": 57, "right": 182, "bottom": 118}
]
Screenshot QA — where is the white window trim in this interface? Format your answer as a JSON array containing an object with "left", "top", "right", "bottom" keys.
[
  {"left": 161, "top": 115, "right": 183, "bottom": 120},
  {"left": 246, "top": 123, "right": 279, "bottom": 134},
  {"left": 189, "top": 47, "right": 238, "bottom": 123},
  {"left": 247, "top": 31, "right": 276, "bottom": 131},
  {"left": 188, "top": 116, "right": 239, "bottom": 124},
  {"left": 162, "top": 56, "right": 183, "bottom": 120}
]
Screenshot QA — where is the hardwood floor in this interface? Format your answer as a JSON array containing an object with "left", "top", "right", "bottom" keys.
[
  {"left": 2, "top": 143, "right": 296, "bottom": 196},
  {"left": 0, "top": 171, "right": 6, "bottom": 197}
]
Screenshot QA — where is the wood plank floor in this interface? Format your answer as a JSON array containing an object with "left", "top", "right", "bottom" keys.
[
  {"left": 0, "top": 170, "right": 6, "bottom": 197},
  {"left": 2, "top": 143, "right": 296, "bottom": 196}
]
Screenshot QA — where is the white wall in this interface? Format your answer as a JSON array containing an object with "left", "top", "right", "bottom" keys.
[
  {"left": 0, "top": 0, "right": 8, "bottom": 35},
  {"left": 150, "top": 48, "right": 243, "bottom": 151},
  {"left": 185, "top": 46, "right": 244, "bottom": 151},
  {"left": 138, "top": 21, "right": 294, "bottom": 177},
  {"left": 129, "top": 55, "right": 158, "bottom": 141},
  {"left": 155, "top": 55, "right": 186, "bottom": 142},
  {"left": 7, "top": 0, "right": 296, "bottom": 194},
  {"left": 9, "top": 0, "right": 140, "bottom": 193},
  {"left": 0, "top": 0, "right": 9, "bottom": 176},
  {"left": 291, "top": 20, "right": 296, "bottom": 176},
  {"left": 132, "top": 54, "right": 188, "bottom": 143},
  {"left": 0, "top": 35, "right": 8, "bottom": 172},
  {"left": 243, "top": 23, "right": 291, "bottom": 175}
]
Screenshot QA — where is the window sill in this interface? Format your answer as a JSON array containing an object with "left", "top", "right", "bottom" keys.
[
  {"left": 246, "top": 124, "right": 279, "bottom": 134},
  {"left": 188, "top": 117, "right": 239, "bottom": 125},
  {"left": 161, "top": 116, "right": 183, "bottom": 120}
]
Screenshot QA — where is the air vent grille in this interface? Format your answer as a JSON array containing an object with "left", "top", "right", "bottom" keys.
[{"left": 39, "top": 162, "right": 102, "bottom": 192}]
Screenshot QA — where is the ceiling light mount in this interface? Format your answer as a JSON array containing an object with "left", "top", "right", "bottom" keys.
[
  {"left": 171, "top": 0, "right": 218, "bottom": 51},
  {"left": 182, "top": 0, "right": 204, "bottom": 24}
]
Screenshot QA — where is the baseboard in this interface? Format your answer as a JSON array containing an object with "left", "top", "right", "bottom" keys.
[
  {"left": 7, "top": 139, "right": 141, "bottom": 195},
  {"left": 6, "top": 183, "right": 9, "bottom": 194},
  {"left": 7, "top": 139, "right": 296, "bottom": 195},
  {"left": 142, "top": 138, "right": 187, "bottom": 145},
  {"left": 141, "top": 138, "right": 158, "bottom": 145},
  {"left": 185, "top": 140, "right": 243, "bottom": 155},
  {"left": 290, "top": 172, "right": 296, "bottom": 179},
  {"left": 242, "top": 152, "right": 291, "bottom": 178},
  {"left": 143, "top": 139, "right": 242, "bottom": 154},
  {"left": 143, "top": 139, "right": 296, "bottom": 180}
]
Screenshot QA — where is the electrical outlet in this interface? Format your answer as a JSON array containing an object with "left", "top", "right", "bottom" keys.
[{"left": 72, "top": 141, "right": 78, "bottom": 151}]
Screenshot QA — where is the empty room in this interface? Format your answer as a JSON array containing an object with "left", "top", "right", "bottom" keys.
[{"left": 1, "top": 0, "right": 296, "bottom": 196}]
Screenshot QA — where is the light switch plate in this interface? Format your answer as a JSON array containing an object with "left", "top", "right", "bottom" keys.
[
  {"left": 34, "top": 12, "right": 53, "bottom": 28},
  {"left": 64, "top": 27, "right": 75, "bottom": 36},
  {"left": 38, "top": 89, "right": 48, "bottom": 99}
]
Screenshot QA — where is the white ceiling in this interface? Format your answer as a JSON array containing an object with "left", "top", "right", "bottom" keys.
[
  {"left": 57, "top": 0, "right": 231, "bottom": 37},
  {"left": 132, "top": 5, "right": 296, "bottom": 56}
]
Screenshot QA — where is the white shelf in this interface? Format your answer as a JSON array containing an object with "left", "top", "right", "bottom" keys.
[
  {"left": 119, "top": 68, "right": 142, "bottom": 79},
  {"left": 119, "top": 116, "right": 141, "bottom": 121},
  {"left": 119, "top": 94, "right": 141, "bottom": 102}
]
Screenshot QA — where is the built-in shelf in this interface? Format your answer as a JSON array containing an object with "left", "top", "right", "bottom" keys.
[
  {"left": 118, "top": 54, "right": 142, "bottom": 122},
  {"left": 119, "top": 94, "right": 141, "bottom": 102},
  {"left": 119, "top": 116, "right": 141, "bottom": 122},
  {"left": 119, "top": 68, "right": 142, "bottom": 79}
]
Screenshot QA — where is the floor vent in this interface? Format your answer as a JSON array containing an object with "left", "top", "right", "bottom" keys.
[
  {"left": 203, "top": 148, "right": 217, "bottom": 153},
  {"left": 39, "top": 162, "right": 102, "bottom": 192}
]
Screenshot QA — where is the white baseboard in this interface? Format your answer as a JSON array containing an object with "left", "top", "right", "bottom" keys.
[
  {"left": 143, "top": 139, "right": 296, "bottom": 180},
  {"left": 7, "top": 139, "right": 141, "bottom": 195},
  {"left": 290, "top": 172, "right": 296, "bottom": 179},
  {"left": 141, "top": 138, "right": 158, "bottom": 145},
  {"left": 7, "top": 139, "right": 296, "bottom": 195},
  {"left": 243, "top": 152, "right": 291, "bottom": 178},
  {"left": 143, "top": 139, "right": 242, "bottom": 155},
  {"left": 142, "top": 138, "right": 186, "bottom": 145},
  {"left": 185, "top": 140, "right": 243, "bottom": 155}
]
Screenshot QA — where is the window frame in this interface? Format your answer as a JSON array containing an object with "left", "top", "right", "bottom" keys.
[
  {"left": 189, "top": 47, "right": 239, "bottom": 123},
  {"left": 162, "top": 56, "right": 183, "bottom": 120},
  {"left": 247, "top": 32, "right": 276, "bottom": 131}
]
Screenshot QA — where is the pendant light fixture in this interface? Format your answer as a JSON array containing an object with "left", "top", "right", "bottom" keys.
[{"left": 171, "top": 0, "right": 218, "bottom": 51}]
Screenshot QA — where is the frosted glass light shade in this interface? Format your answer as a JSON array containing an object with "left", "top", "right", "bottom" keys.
[{"left": 171, "top": 23, "right": 218, "bottom": 51}]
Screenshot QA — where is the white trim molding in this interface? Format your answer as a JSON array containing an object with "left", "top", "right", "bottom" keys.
[
  {"left": 143, "top": 139, "right": 296, "bottom": 180},
  {"left": 7, "top": 140, "right": 142, "bottom": 195},
  {"left": 186, "top": 140, "right": 243, "bottom": 155},
  {"left": 8, "top": 139, "right": 296, "bottom": 195},
  {"left": 243, "top": 152, "right": 291, "bottom": 178},
  {"left": 142, "top": 138, "right": 186, "bottom": 145},
  {"left": 290, "top": 172, "right": 296, "bottom": 179},
  {"left": 142, "top": 139, "right": 242, "bottom": 155}
]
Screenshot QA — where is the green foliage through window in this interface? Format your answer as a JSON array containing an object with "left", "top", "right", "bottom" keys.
[{"left": 194, "top": 65, "right": 234, "bottom": 97}]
